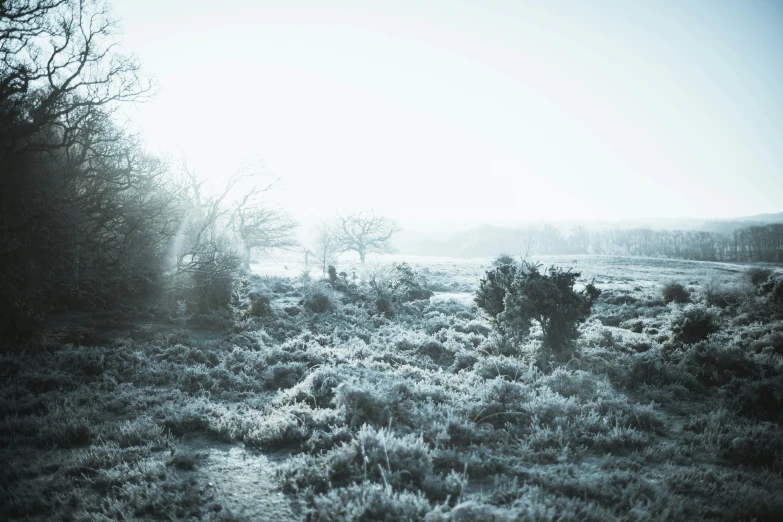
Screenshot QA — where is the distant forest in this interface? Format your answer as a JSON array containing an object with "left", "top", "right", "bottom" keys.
[{"left": 406, "top": 223, "right": 783, "bottom": 262}]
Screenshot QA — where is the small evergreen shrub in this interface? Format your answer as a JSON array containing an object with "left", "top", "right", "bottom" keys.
[
  {"left": 475, "top": 262, "right": 600, "bottom": 366},
  {"left": 303, "top": 282, "right": 338, "bottom": 313},
  {"left": 388, "top": 262, "right": 434, "bottom": 301},
  {"left": 364, "top": 263, "right": 433, "bottom": 316},
  {"left": 669, "top": 304, "right": 719, "bottom": 345},
  {"left": 492, "top": 253, "right": 516, "bottom": 267},
  {"left": 375, "top": 296, "right": 395, "bottom": 318},
  {"left": 248, "top": 292, "right": 272, "bottom": 317},
  {"left": 661, "top": 282, "right": 690, "bottom": 304},
  {"left": 746, "top": 267, "right": 773, "bottom": 288}
]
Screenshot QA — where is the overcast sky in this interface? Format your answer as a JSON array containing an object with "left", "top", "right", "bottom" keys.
[{"left": 112, "top": 0, "right": 783, "bottom": 229}]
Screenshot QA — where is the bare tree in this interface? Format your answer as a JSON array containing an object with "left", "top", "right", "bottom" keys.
[
  {"left": 226, "top": 170, "right": 297, "bottom": 269},
  {"left": 312, "top": 225, "right": 340, "bottom": 276},
  {"left": 1, "top": 0, "right": 151, "bottom": 155},
  {"left": 335, "top": 211, "right": 401, "bottom": 264},
  {"left": 169, "top": 163, "right": 240, "bottom": 278},
  {"left": 231, "top": 199, "right": 297, "bottom": 269}
]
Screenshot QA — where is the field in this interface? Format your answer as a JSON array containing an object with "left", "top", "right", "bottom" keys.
[{"left": 2, "top": 255, "right": 783, "bottom": 521}]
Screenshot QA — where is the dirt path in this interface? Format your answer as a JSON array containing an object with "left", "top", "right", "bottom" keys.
[{"left": 182, "top": 436, "right": 305, "bottom": 521}]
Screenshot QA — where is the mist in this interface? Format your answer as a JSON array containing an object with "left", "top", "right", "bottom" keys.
[
  {"left": 2, "top": 1, "right": 783, "bottom": 521},
  {"left": 113, "top": 0, "right": 783, "bottom": 227}
]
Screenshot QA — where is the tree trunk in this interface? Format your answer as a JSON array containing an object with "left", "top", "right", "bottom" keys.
[
  {"left": 243, "top": 246, "right": 251, "bottom": 270},
  {"left": 359, "top": 251, "right": 366, "bottom": 264}
]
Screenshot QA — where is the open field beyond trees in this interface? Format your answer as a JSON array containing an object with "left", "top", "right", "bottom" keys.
[{"left": 2, "top": 255, "right": 783, "bottom": 521}]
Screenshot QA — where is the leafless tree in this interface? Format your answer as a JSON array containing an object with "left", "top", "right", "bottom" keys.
[
  {"left": 335, "top": 211, "right": 401, "bottom": 264},
  {"left": 1, "top": 0, "right": 151, "bottom": 154},
  {"left": 231, "top": 199, "right": 297, "bottom": 269},
  {"left": 169, "top": 162, "right": 240, "bottom": 276},
  {"left": 221, "top": 168, "right": 297, "bottom": 269},
  {"left": 1, "top": 0, "right": 160, "bottom": 324},
  {"left": 312, "top": 225, "right": 340, "bottom": 276}
]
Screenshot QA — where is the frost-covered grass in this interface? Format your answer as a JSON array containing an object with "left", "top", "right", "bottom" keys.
[{"left": 2, "top": 256, "right": 783, "bottom": 520}]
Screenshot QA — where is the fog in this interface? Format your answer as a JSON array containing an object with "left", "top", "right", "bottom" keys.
[
  {"left": 3, "top": 2, "right": 783, "bottom": 520},
  {"left": 113, "top": 0, "right": 783, "bottom": 231}
]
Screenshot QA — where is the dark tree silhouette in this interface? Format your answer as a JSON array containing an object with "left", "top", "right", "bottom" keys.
[
  {"left": 1, "top": 0, "right": 165, "bottom": 338},
  {"left": 1, "top": 0, "right": 151, "bottom": 154},
  {"left": 476, "top": 261, "right": 600, "bottom": 368}
]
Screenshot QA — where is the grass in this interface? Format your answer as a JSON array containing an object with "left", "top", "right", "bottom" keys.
[{"left": 1, "top": 256, "right": 782, "bottom": 521}]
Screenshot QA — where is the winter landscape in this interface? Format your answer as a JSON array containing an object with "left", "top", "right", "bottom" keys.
[{"left": 2, "top": 1, "right": 783, "bottom": 521}]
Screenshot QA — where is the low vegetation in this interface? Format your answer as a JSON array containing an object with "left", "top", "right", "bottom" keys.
[{"left": 2, "top": 256, "right": 782, "bottom": 521}]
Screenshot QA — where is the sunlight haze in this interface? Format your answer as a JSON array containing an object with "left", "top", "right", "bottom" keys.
[{"left": 112, "top": 0, "right": 783, "bottom": 229}]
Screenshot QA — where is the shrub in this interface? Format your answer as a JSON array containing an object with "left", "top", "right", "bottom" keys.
[
  {"left": 669, "top": 304, "right": 719, "bottom": 345},
  {"left": 369, "top": 263, "right": 433, "bottom": 302},
  {"left": 474, "top": 264, "right": 516, "bottom": 319},
  {"left": 189, "top": 308, "right": 234, "bottom": 330},
  {"left": 764, "top": 278, "right": 783, "bottom": 314},
  {"left": 303, "top": 282, "right": 338, "bottom": 314},
  {"left": 375, "top": 296, "right": 395, "bottom": 318},
  {"left": 746, "top": 267, "right": 774, "bottom": 288},
  {"left": 248, "top": 292, "right": 272, "bottom": 317},
  {"left": 311, "top": 483, "right": 431, "bottom": 522},
  {"left": 475, "top": 262, "right": 600, "bottom": 365},
  {"left": 390, "top": 263, "right": 434, "bottom": 301},
  {"left": 492, "top": 253, "right": 516, "bottom": 267},
  {"left": 661, "top": 282, "right": 690, "bottom": 304},
  {"left": 703, "top": 278, "right": 748, "bottom": 309}
]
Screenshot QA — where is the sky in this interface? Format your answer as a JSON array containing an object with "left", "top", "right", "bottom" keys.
[{"left": 111, "top": 0, "right": 783, "bottom": 231}]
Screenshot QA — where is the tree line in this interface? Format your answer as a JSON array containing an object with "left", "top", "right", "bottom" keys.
[
  {"left": 407, "top": 223, "right": 783, "bottom": 262},
  {"left": 519, "top": 224, "right": 783, "bottom": 262},
  {"left": 574, "top": 225, "right": 783, "bottom": 262}
]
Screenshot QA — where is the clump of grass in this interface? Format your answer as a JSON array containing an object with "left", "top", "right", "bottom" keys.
[
  {"left": 311, "top": 483, "right": 431, "bottom": 522},
  {"left": 279, "top": 424, "right": 435, "bottom": 494},
  {"left": 685, "top": 409, "right": 783, "bottom": 471},
  {"left": 167, "top": 450, "right": 200, "bottom": 470}
]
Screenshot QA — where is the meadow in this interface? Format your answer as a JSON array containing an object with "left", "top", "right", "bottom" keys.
[{"left": 2, "top": 254, "right": 782, "bottom": 521}]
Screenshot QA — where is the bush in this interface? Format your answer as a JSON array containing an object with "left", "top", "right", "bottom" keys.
[
  {"left": 762, "top": 278, "right": 783, "bottom": 315},
  {"left": 303, "top": 282, "right": 338, "bottom": 314},
  {"left": 746, "top": 267, "right": 774, "bottom": 288},
  {"left": 375, "top": 296, "right": 395, "bottom": 318},
  {"left": 662, "top": 282, "right": 690, "bottom": 304},
  {"left": 475, "top": 262, "right": 600, "bottom": 366},
  {"left": 669, "top": 304, "right": 719, "bottom": 345},
  {"left": 703, "top": 278, "right": 748, "bottom": 309},
  {"left": 491, "top": 254, "right": 516, "bottom": 267},
  {"left": 248, "top": 292, "right": 272, "bottom": 317},
  {"left": 387, "top": 263, "right": 434, "bottom": 301},
  {"left": 364, "top": 263, "right": 433, "bottom": 316},
  {"left": 311, "top": 483, "right": 431, "bottom": 522}
]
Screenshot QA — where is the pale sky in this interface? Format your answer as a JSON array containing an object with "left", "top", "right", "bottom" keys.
[{"left": 112, "top": 0, "right": 783, "bottom": 230}]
